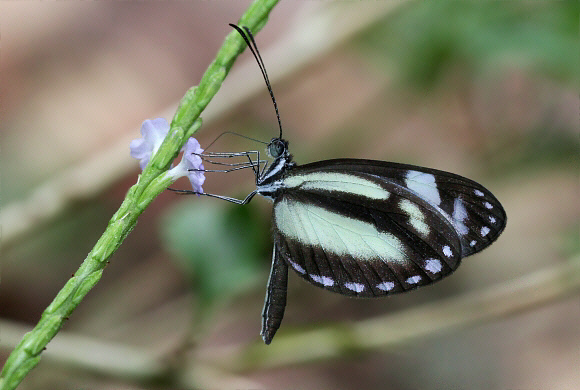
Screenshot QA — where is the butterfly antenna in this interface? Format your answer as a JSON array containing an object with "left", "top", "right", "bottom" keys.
[
  {"left": 229, "top": 23, "right": 283, "bottom": 140},
  {"left": 204, "top": 131, "right": 268, "bottom": 151}
]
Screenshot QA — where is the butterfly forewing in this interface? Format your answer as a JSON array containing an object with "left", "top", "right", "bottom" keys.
[{"left": 286, "top": 159, "right": 507, "bottom": 255}]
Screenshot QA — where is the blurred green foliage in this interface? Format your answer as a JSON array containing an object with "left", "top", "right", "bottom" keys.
[
  {"left": 160, "top": 199, "right": 270, "bottom": 311},
  {"left": 493, "top": 125, "right": 579, "bottom": 174},
  {"left": 357, "top": 0, "right": 579, "bottom": 89},
  {"left": 6, "top": 204, "right": 109, "bottom": 267},
  {"left": 562, "top": 223, "right": 580, "bottom": 258}
]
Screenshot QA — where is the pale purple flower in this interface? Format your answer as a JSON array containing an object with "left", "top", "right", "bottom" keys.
[
  {"left": 131, "top": 117, "right": 205, "bottom": 194},
  {"left": 181, "top": 138, "right": 205, "bottom": 194},
  {"left": 130, "top": 118, "right": 170, "bottom": 170}
]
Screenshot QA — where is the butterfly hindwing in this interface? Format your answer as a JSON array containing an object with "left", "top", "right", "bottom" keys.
[{"left": 272, "top": 168, "right": 467, "bottom": 297}]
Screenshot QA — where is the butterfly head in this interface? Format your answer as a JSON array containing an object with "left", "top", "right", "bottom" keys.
[{"left": 267, "top": 137, "right": 289, "bottom": 159}]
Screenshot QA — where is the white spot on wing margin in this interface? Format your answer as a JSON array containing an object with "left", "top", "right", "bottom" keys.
[
  {"left": 425, "top": 258, "right": 442, "bottom": 273},
  {"left": 288, "top": 259, "right": 305, "bottom": 274},
  {"left": 377, "top": 281, "right": 395, "bottom": 291},
  {"left": 311, "top": 274, "right": 334, "bottom": 286},
  {"left": 344, "top": 282, "right": 365, "bottom": 293},
  {"left": 443, "top": 245, "right": 453, "bottom": 257}
]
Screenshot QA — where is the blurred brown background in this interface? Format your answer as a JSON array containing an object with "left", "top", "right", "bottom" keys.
[{"left": 1, "top": 1, "right": 578, "bottom": 389}]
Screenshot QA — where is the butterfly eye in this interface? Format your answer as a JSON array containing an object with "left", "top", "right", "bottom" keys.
[{"left": 268, "top": 138, "right": 287, "bottom": 158}]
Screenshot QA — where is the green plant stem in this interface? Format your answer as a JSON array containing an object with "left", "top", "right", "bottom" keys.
[{"left": 0, "top": 1, "right": 279, "bottom": 389}]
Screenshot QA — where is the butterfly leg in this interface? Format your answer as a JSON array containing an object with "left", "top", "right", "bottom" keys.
[
  {"left": 169, "top": 189, "right": 257, "bottom": 205},
  {"left": 261, "top": 245, "right": 289, "bottom": 344},
  {"left": 191, "top": 165, "right": 261, "bottom": 173},
  {"left": 198, "top": 150, "right": 264, "bottom": 178}
]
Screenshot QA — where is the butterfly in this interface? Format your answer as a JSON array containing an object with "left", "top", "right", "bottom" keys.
[{"left": 184, "top": 24, "right": 506, "bottom": 344}]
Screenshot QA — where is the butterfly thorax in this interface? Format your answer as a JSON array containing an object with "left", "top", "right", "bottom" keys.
[{"left": 256, "top": 152, "right": 295, "bottom": 201}]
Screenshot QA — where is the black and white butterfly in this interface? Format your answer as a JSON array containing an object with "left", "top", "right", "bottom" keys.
[{"left": 183, "top": 25, "right": 506, "bottom": 344}]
